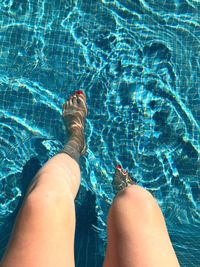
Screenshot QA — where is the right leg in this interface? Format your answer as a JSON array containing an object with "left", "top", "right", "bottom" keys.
[
  {"left": 1, "top": 91, "right": 87, "bottom": 267},
  {"left": 103, "top": 167, "right": 180, "bottom": 267}
]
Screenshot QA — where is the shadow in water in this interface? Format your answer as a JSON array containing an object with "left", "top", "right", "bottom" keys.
[
  {"left": 0, "top": 157, "right": 42, "bottom": 259},
  {"left": 75, "top": 186, "right": 104, "bottom": 267}
]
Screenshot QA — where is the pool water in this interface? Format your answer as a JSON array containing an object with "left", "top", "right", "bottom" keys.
[{"left": 0, "top": 0, "right": 200, "bottom": 266}]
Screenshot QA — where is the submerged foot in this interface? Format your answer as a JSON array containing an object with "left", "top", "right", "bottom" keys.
[
  {"left": 62, "top": 90, "right": 87, "bottom": 155},
  {"left": 112, "top": 165, "right": 135, "bottom": 194}
]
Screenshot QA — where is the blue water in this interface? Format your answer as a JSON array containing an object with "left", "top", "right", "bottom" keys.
[{"left": 0, "top": 0, "right": 200, "bottom": 266}]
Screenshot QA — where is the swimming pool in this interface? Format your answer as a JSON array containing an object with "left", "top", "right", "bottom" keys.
[{"left": 0, "top": 0, "right": 200, "bottom": 266}]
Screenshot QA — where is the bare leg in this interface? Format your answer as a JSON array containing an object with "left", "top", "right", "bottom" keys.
[
  {"left": 1, "top": 91, "right": 87, "bottom": 267},
  {"left": 103, "top": 166, "right": 180, "bottom": 267}
]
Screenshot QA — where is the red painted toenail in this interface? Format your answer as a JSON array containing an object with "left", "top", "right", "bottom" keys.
[
  {"left": 74, "top": 90, "right": 83, "bottom": 95},
  {"left": 116, "top": 165, "right": 121, "bottom": 170}
]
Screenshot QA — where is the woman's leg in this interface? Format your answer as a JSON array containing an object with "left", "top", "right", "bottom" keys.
[
  {"left": 1, "top": 91, "right": 87, "bottom": 267},
  {"left": 103, "top": 166, "right": 180, "bottom": 267}
]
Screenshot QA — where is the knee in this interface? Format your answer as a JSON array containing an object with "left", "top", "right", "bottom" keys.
[
  {"left": 24, "top": 171, "right": 74, "bottom": 209},
  {"left": 109, "top": 185, "right": 161, "bottom": 225},
  {"left": 23, "top": 185, "right": 74, "bottom": 218},
  {"left": 114, "top": 184, "right": 157, "bottom": 208}
]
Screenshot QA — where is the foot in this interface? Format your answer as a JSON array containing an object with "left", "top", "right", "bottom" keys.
[
  {"left": 112, "top": 165, "right": 135, "bottom": 194},
  {"left": 62, "top": 90, "right": 87, "bottom": 155}
]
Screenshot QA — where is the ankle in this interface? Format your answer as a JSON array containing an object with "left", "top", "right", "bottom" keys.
[
  {"left": 68, "top": 137, "right": 84, "bottom": 152},
  {"left": 68, "top": 126, "right": 84, "bottom": 136}
]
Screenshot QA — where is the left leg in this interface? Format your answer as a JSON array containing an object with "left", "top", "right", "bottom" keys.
[{"left": 1, "top": 91, "right": 87, "bottom": 267}]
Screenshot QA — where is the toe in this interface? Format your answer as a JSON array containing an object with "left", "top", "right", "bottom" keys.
[
  {"left": 116, "top": 164, "right": 122, "bottom": 170},
  {"left": 113, "top": 165, "right": 135, "bottom": 194},
  {"left": 115, "top": 166, "right": 122, "bottom": 176},
  {"left": 76, "top": 95, "right": 87, "bottom": 115},
  {"left": 66, "top": 99, "right": 70, "bottom": 110},
  {"left": 115, "top": 165, "right": 126, "bottom": 178},
  {"left": 62, "top": 103, "right": 67, "bottom": 112},
  {"left": 72, "top": 95, "right": 78, "bottom": 105},
  {"left": 74, "top": 91, "right": 86, "bottom": 102},
  {"left": 74, "top": 90, "right": 86, "bottom": 97},
  {"left": 77, "top": 93, "right": 85, "bottom": 101},
  {"left": 114, "top": 166, "right": 130, "bottom": 185},
  {"left": 69, "top": 96, "right": 74, "bottom": 106},
  {"left": 114, "top": 166, "right": 125, "bottom": 183}
]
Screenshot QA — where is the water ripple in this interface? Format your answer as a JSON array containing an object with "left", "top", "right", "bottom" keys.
[{"left": 0, "top": 0, "right": 200, "bottom": 265}]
